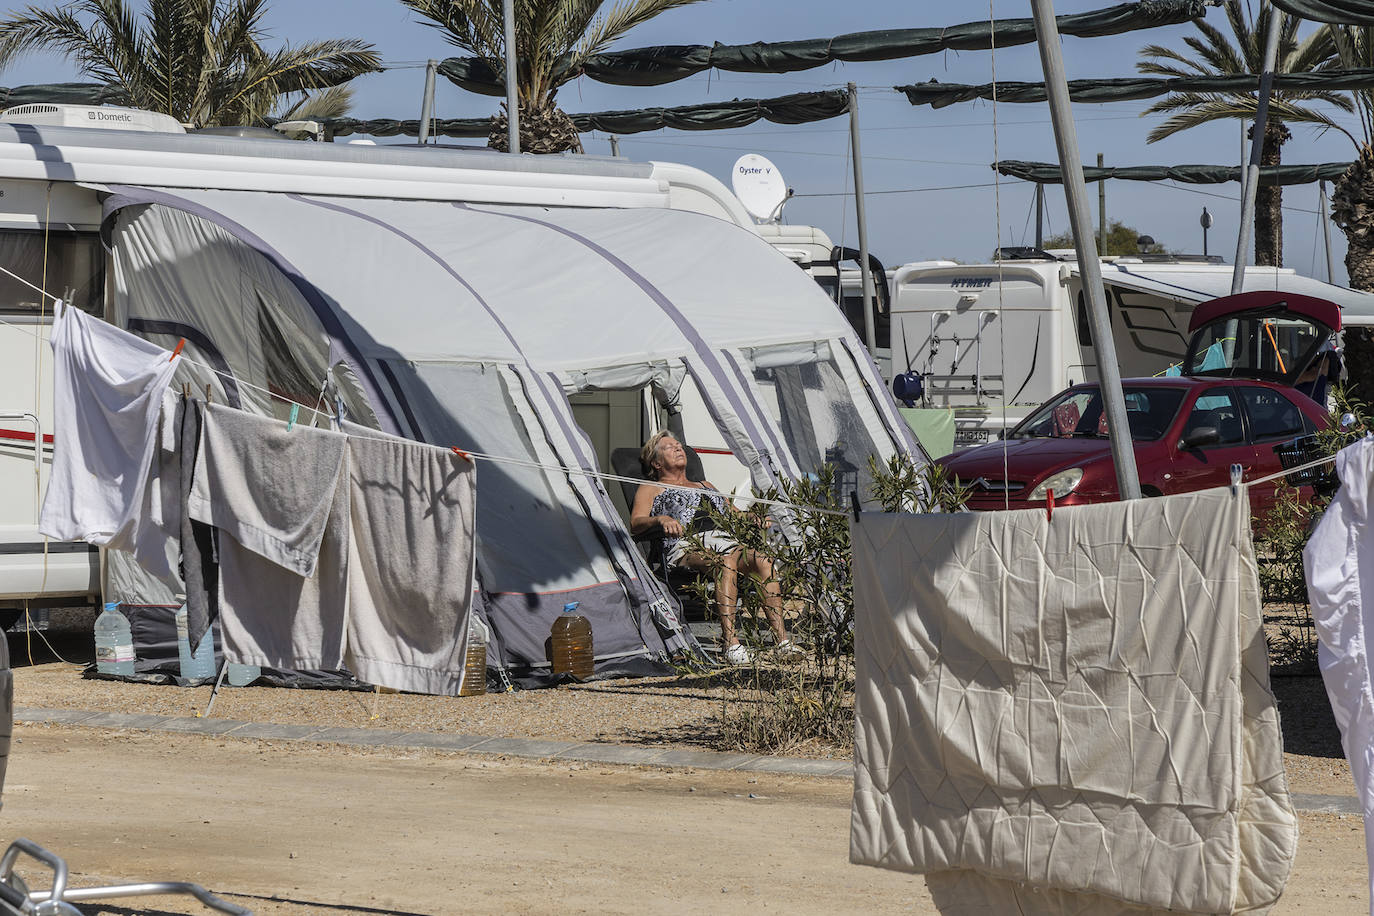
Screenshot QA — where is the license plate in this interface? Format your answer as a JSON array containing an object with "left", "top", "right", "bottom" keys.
[{"left": 955, "top": 428, "right": 990, "bottom": 445}]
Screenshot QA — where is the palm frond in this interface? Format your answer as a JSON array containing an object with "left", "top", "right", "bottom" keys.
[
  {"left": 274, "top": 83, "right": 352, "bottom": 120},
  {"left": 574, "top": 0, "right": 707, "bottom": 65}
]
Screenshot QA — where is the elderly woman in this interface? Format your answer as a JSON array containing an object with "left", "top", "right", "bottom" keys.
[{"left": 630, "top": 430, "right": 799, "bottom": 665}]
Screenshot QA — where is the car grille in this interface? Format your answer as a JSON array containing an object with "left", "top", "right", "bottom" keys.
[{"left": 959, "top": 476, "right": 1026, "bottom": 494}]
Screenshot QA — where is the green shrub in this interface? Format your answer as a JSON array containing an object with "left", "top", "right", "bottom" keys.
[{"left": 679, "top": 455, "right": 964, "bottom": 755}]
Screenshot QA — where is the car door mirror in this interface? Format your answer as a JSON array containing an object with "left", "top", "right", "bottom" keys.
[{"left": 1182, "top": 426, "right": 1221, "bottom": 449}]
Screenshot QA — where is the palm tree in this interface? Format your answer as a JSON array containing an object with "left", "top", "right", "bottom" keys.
[
  {"left": 0, "top": 0, "right": 381, "bottom": 128},
  {"left": 1137, "top": 1, "right": 1350, "bottom": 266},
  {"left": 401, "top": 0, "right": 708, "bottom": 154},
  {"left": 1318, "top": 23, "right": 1374, "bottom": 396}
]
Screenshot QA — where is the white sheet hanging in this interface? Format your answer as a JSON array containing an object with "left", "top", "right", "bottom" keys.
[
  {"left": 850, "top": 488, "right": 1297, "bottom": 914},
  {"left": 38, "top": 303, "right": 182, "bottom": 559},
  {"left": 1304, "top": 435, "right": 1374, "bottom": 916}
]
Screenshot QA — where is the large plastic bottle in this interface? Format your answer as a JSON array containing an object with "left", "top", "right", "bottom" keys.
[
  {"left": 93, "top": 601, "right": 134, "bottom": 677},
  {"left": 550, "top": 601, "right": 594, "bottom": 680},
  {"left": 458, "top": 617, "right": 487, "bottom": 697},
  {"left": 226, "top": 661, "right": 260, "bottom": 687},
  {"left": 174, "top": 602, "right": 216, "bottom": 681}
]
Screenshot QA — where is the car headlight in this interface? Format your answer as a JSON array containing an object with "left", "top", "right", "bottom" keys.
[{"left": 1028, "top": 467, "right": 1084, "bottom": 501}]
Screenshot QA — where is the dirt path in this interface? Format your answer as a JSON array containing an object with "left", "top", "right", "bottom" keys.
[{"left": 0, "top": 726, "right": 1366, "bottom": 915}]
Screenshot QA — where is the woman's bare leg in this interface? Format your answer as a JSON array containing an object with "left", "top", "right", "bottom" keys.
[
  {"left": 743, "top": 550, "right": 788, "bottom": 642},
  {"left": 716, "top": 549, "right": 741, "bottom": 646}
]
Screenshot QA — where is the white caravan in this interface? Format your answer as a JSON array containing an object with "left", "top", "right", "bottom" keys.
[
  {"left": 0, "top": 106, "right": 908, "bottom": 614},
  {"left": 889, "top": 252, "right": 1374, "bottom": 451}
]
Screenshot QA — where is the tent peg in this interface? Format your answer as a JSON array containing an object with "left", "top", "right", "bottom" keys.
[
  {"left": 1230, "top": 463, "right": 1244, "bottom": 495},
  {"left": 170, "top": 338, "right": 185, "bottom": 362},
  {"left": 849, "top": 491, "right": 862, "bottom": 521},
  {"left": 286, "top": 403, "right": 299, "bottom": 432},
  {"left": 1046, "top": 489, "right": 1054, "bottom": 522}
]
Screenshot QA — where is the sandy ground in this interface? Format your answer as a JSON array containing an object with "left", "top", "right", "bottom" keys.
[
  {"left": 2, "top": 623, "right": 1369, "bottom": 913},
  {"left": 5, "top": 727, "right": 926, "bottom": 915},
  {"left": 0, "top": 726, "right": 1366, "bottom": 916}
]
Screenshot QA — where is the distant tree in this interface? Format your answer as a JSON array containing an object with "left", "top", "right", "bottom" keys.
[
  {"left": 0, "top": 0, "right": 380, "bottom": 128},
  {"left": 1039, "top": 220, "right": 1169, "bottom": 257}
]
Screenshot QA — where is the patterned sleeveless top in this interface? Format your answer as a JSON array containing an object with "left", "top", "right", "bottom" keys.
[{"left": 650, "top": 485, "right": 727, "bottom": 545}]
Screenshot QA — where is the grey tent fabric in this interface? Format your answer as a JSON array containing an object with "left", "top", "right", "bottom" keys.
[
  {"left": 103, "top": 187, "right": 921, "bottom": 680},
  {"left": 899, "top": 66, "right": 1374, "bottom": 108},
  {"left": 1273, "top": 0, "right": 1374, "bottom": 23},
  {"left": 996, "top": 158, "right": 1353, "bottom": 186},
  {"left": 436, "top": 1, "right": 1208, "bottom": 95}
]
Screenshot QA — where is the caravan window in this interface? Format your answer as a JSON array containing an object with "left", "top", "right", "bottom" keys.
[{"left": 0, "top": 229, "right": 103, "bottom": 315}]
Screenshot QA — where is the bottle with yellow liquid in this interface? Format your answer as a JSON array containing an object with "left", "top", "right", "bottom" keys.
[{"left": 550, "top": 602, "right": 593, "bottom": 680}]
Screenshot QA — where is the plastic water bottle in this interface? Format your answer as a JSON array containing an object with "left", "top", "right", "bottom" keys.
[
  {"left": 93, "top": 602, "right": 134, "bottom": 677},
  {"left": 226, "top": 661, "right": 260, "bottom": 687},
  {"left": 174, "top": 603, "right": 216, "bottom": 681},
  {"left": 550, "top": 601, "right": 593, "bottom": 680},
  {"left": 458, "top": 616, "right": 488, "bottom": 697}
]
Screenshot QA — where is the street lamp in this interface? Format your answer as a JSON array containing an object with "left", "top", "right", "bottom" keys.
[
  {"left": 1200, "top": 207, "right": 1213, "bottom": 257},
  {"left": 1137, "top": 234, "right": 1155, "bottom": 255}
]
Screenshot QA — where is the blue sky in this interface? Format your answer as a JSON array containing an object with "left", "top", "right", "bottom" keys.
[{"left": 2, "top": 0, "right": 1363, "bottom": 282}]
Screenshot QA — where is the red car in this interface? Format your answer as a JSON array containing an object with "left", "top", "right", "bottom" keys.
[{"left": 939, "top": 290, "right": 1337, "bottom": 516}]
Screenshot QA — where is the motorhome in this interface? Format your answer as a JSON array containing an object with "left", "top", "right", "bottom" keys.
[
  {"left": 0, "top": 104, "right": 915, "bottom": 640},
  {"left": 889, "top": 250, "right": 1374, "bottom": 451}
]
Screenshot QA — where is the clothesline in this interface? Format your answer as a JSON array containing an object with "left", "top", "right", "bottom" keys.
[
  {"left": 0, "top": 258, "right": 1334, "bottom": 516},
  {"left": 0, "top": 264, "right": 853, "bottom": 518}
]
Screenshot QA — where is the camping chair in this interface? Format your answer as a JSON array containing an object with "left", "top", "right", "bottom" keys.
[
  {"left": 609, "top": 446, "right": 713, "bottom": 626},
  {"left": 0, "top": 838, "right": 249, "bottom": 915}
]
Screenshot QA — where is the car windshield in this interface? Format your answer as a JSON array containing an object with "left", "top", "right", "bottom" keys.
[{"left": 1011, "top": 387, "right": 1187, "bottom": 442}]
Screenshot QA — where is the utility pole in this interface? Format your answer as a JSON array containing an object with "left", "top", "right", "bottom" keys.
[
  {"left": 417, "top": 59, "right": 437, "bottom": 145},
  {"left": 1319, "top": 179, "right": 1335, "bottom": 283},
  {"left": 1034, "top": 183, "right": 1044, "bottom": 249},
  {"left": 1232, "top": 5, "right": 1281, "bottom": 294},
  {"left": 847, "top": 82, "right": 878, "bottom": 353},
  {"left": 503, "top": 0, "right": 519, "bottom": 154},
  {"left": 1031, "top": 0, "right": 1141, "bottom": 501},
  {"left": 1097, "top": 152, "right": 1106, "bottom": 250}
]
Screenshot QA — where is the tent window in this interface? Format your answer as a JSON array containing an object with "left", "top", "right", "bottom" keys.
[
  {"left": 257, "top": 292, "right": 329, "bottom": 416},
  {"left": 752, "top": 357, "right": 882, "bottom": 501},
  {"left": 0, "top": 228, "right": 103, "bottom": 315}
]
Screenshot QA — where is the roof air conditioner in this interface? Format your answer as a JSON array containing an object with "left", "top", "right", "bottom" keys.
[{"left": 0, "top": 104, "right": 185, "bottom": 134}]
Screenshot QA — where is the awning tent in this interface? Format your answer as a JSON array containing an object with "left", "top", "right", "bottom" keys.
[
  {"left": 101, "top": 187, "right": 923, "bottom": 681},
  {"left": 1086, "top": 261, "right": 1374, "bottom": 327}
]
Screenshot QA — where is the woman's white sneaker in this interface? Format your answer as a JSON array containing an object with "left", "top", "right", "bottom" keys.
[{"left": 724, "top": 643, "right": 754, "bottom": 665}]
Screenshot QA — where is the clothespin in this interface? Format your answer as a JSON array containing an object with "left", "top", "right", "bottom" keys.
[
  {"left": 1230, "top": 463, "right": 1244, "bottom": 495},
  {"left": 451, "top": 446, "right": 472, "bottom": 463},
  {"left": 1046, "top": 488, "right": 1054, "bottom": 522},
  {"left": 169, "top": 338, "right": 185, "bottom": 362},
  {"left": 182, "top": 382, "right": 190, "bottom": 398},
  {"left": 286, "top": 403, "right": 299, "bottom": 432},
  {"left": 849, "top": 491, "right": 862, "bottom": 521},
  {"left": 204, "top": 383, "right": 213, "bottom": 405}
]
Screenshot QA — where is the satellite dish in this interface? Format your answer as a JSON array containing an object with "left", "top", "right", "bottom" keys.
[{"left": 732, "top": 154, "right": 789, "bottom": 223}]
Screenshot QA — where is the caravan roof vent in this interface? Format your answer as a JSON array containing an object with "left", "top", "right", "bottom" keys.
[{"left": 0, "top": 104, "right": 185, "bottom": 133}]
